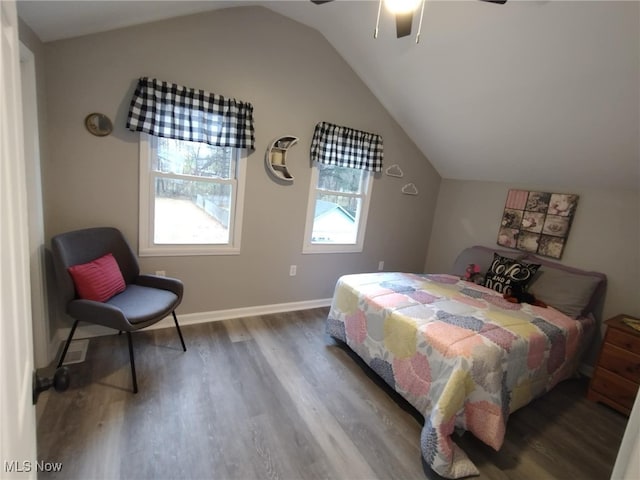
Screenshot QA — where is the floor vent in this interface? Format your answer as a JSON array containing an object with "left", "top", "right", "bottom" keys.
[{"left": 62, "top": 339, "right": 89, "bottom": 365}]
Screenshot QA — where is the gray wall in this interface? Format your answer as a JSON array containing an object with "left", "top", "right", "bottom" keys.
[
  {"left": 20, "top": 4, "right": 638, "bottom": 365},
  {"left": 425, "top": 179, "right": 640, "bottom": 323},
  {"left": 41, "top": 6, "right": 440, "bottom": 326}
]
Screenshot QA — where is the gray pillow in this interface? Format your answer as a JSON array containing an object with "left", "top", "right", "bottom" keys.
[{"left": 527, "top": 267, "right": 602, "bottom": 318}]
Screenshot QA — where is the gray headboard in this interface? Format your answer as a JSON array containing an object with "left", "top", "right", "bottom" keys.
[
  {"left": 451, "top": 245, "right": 607, "bottom": 320},
  {"left": 450, "top": 245, "right": 524, "bottom": 277}
]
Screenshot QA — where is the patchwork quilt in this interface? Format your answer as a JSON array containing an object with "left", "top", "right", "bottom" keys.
[{"left": 326, "top": 272, "right": 594, "bottom": 479}]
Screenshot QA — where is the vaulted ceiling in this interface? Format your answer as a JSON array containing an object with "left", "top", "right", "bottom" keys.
[{"left": 17, "top": 0, "right": 640, "bottom": 189}]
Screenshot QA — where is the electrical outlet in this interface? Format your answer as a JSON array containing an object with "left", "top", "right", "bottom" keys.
[
  {"left": 289, "top": 265, "right": 297, "bottom": 276},
  {"left": 378, "top": 261, "right": 384, "bottom": 271},
  {"left": 156, "top": 270, "right": 166, "bottom": 277}
]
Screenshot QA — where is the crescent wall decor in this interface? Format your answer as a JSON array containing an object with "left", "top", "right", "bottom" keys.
[
  {"left": 265, "top": 135, "right": 298, "bottom": 182},
  {"left": 84, "top": 113, "right": 113, "bottom": 137},
  {"left": 497, "top": 189, "right": 579, "bottom": 259}
]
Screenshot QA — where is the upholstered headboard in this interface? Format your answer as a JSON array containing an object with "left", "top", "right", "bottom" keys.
[
  {"left": 450, "top": 245, "right": 524, "bottom": 277},
  {"left": 451, "top": 245, "right": 607, "bottom": 320}
]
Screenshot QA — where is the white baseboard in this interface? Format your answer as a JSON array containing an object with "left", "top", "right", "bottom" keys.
[
  {"left": 52, "top": 299, "right": 599, "bottom": 381},
  {"left": 54, "top": 298, "right": 332, "bottom": 346},
  {"left": 51, "top": 299, "right": 598, "bottom": 384}
]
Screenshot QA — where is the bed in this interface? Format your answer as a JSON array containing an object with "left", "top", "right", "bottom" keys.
[{"left": 326, "top": 245, "right": 606, "bottom": 479}]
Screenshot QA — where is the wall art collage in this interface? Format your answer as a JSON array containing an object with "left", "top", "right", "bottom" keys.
[{"left": 497, "top": 189, "right": 579, "bottom": 259}]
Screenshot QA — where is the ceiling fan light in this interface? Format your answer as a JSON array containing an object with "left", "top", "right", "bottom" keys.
[{"left": 384, "top": 0, "right": 421, "bottom": 15}]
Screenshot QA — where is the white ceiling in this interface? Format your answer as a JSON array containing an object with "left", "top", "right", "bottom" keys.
[{"left": 17, "top": 0, "right": 640, "bottom": 189}]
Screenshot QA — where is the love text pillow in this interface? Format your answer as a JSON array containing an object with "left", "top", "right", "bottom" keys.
[{"left": 484, "top": 253, "right": 540, "bottom": 295}]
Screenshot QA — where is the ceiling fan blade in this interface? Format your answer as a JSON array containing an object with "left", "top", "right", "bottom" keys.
[
  {"left": 395, "top": 12, "right": 413, "bottom": 38},
  {"left": 310, "top": 0, "right": 334, "bottom": 4},
  {"left": 478, "top": 0, "right": 507, "bottom": 4}
]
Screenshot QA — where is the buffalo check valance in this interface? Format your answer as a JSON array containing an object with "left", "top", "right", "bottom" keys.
[
  {"left": 126, "top": 77, "right": 255, "bottom": 150},
  {"left": 310, "top": 121, "right": 383, "bottom": 172}
]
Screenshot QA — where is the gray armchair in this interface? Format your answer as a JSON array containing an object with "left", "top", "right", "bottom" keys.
[{"left": 51, "top": 227, "right": 186, "bottom": 393}]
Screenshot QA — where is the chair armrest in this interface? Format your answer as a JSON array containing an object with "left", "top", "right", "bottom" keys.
[
  {"left": 67, "top": 299, "right": 132, "bottom": 331},
  {"left": 134, "top": 274, "right": 184, "bottom": 299}
]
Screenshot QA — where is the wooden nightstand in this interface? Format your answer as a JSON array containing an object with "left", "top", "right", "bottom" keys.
[{"left": 587, "top": 314, "right": 640, "bottom": 415}]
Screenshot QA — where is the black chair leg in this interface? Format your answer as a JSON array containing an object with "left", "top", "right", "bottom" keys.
[
  {"left": 126, "top": 332, "right": 138, "bottom": 394},
  {"left": 57, "top": 320, "right": 79, "bottom": 368},
  {"left": 172, "top": 311, "right": 187, "bottom": 352}
]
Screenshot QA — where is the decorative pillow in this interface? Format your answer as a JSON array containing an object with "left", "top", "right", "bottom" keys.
[
  {"left": 68, "top": 253, "right": 126, "bottom": 302},
  {"left": 484, "top": 253, "right": 540, "bottom": 295}
]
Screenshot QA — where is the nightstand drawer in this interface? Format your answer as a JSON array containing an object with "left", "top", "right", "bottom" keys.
[
  {"left": 599, "top": 343, "right": 640, "bottom": 383},
  {"left": 607, "top": 327, "right": 640, "bottom": 355},
  {"left": 590, "top": 368, "right": 639, "bottom": 411}
]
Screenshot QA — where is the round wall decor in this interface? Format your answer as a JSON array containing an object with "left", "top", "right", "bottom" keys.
[{"left": 84, "top": 113, "right": 113, "bottom": 137}]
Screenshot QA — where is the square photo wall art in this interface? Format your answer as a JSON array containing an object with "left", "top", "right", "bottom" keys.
[{"left": 497, "top": 189, "right": 579, "bottom": 259}]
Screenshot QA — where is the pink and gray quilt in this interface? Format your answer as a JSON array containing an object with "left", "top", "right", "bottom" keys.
[{"left": 326, "top": 272, "right": 594, "bottom": 478}]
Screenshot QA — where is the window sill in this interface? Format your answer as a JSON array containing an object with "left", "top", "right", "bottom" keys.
[
  {"left": 139, "top": 245, "right": 241, "bottom": 257},
  {"left": 302, "top": 244, "right": 364, "bottom": 254}
]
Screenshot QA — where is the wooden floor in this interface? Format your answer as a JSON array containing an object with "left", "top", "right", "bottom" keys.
[{"left": 37, "top": 307, "right": 628, "bottom": 480}]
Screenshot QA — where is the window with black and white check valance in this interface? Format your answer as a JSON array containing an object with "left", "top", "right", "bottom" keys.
[
  {"left": 126, "top": 77, "right": 255, "bottom": 150},
  {"left": 310, "top": 121, "right": 383, "bottom": 173}
]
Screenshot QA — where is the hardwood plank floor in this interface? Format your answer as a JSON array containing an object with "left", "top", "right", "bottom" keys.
[{"left": 36, "top": 308, "right": 628, "bottom": 479}]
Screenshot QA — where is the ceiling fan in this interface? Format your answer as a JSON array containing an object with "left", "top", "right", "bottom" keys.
[{"left": 311, "top": 0, "right": 507, "bottom": 43}]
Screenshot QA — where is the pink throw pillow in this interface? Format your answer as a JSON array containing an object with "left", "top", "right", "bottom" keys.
[{"left": 68, "top": 253, "right": 126, "bottom": 302}]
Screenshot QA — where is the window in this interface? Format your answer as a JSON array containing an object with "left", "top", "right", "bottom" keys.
[
  {"left": 127, "top": 77, "right": 254, "bottom": 256},
  {"left": 303, "top": 162, "right": 373, "bottom": 253},
  {"left": 303, "top": 121, "right": 382, "bottom": 254},
  {"left": 139, "top": 134, "right": 246, "bottom": 256}
]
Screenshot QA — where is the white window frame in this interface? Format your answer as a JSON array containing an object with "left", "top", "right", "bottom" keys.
[
  {"left": 302, "top": 162, "right": 373, "bottom": 254},
  {"left": 138, "top": 133, "right": 247, "bottom": 256}
]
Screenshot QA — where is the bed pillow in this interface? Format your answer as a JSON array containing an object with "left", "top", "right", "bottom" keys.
[
  {"left": 68, "top": 253, "right": 126, "bottom": 302},
  {"left": 484, "top": 253, "right": 540, "bottom": 295},
  {"left": 526, "top": 265, "right": 602, "bottom": 318}
]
